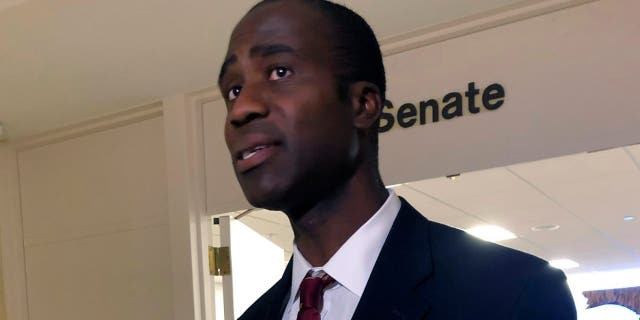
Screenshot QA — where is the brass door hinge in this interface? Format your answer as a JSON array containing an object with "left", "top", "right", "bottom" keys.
[{"left": 209, "top": 246, "right": 231, "bottom": 276}]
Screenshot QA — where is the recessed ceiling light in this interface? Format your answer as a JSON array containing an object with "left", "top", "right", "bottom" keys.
[
  {"left": 386, "top": 183, "right": 403, "bottom": 188},
  {"left": 623, "top": 216, "right": 635, "bottom": 221},
  {"left": 549, "top": 259, "right": 579, "bottom": 270},
  {"left": 446, "top": 174, "right": 460, "bottom": 181},
  {"left": 465, "top": 225, "right": 517, "bottom": 242},
  {"left": 531, "top": 224, "right": 560, "bottom": 231}
]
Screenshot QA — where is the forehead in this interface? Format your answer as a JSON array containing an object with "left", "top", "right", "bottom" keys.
[{"left": 226, "top": 2, "right": 331, "bottom": 58}]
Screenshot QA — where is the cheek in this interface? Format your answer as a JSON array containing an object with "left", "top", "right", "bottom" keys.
[
  {"left": 290, "top": 88, "right": 350, "bottom": 129},
  {"left": 288, "top": 112, "right": 355, "bottom": 166},
  {"left": 278, "top": 78, "right": 354, "bottom": 159},
  {"left": 223, "top": 122, "right": 234, "bottom": 152}
]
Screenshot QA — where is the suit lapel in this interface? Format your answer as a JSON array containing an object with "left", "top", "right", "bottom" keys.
[
  {"left": 351, "top": 198, "right": 434, "bottom": 320},
  {"left": 264, "top": 259, "right": 293, "bottom": 320}
]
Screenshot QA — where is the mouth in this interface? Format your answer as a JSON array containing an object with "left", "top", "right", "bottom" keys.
[
  {"left": 235, "top": 142, "right": 280, "bottom": 173},
  {"left": 239, "top": 144, "right": 272, "bottom": 160}
]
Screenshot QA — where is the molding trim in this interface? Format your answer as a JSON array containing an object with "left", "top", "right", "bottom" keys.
[
  {"left": 0, "top": 147, "right": 29, "bottom": 320},
  {"left": 14, "top": 101, "right": 163, "bottom": 151},
  {"left": 8, "top": 0, "right": 597, "bottom": 153},
  {"left": 380, "top": 0, "right": 597, "bottom": 56},
  {"left": 163, "top": 93, "right": 213, "bottom": 320},
  {"left": 186, "top": 0, "right": 597, "bottom": 99},
  {"left": 187, "top": 86, "right": 224, "bottom": 107},
  {"left": 23, "top": 214, "right": 169, "bottom": 249}
]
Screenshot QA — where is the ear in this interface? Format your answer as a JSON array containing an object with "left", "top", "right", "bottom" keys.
[{"left": 349, "top": 81, "right": 383, "bottom": 131}]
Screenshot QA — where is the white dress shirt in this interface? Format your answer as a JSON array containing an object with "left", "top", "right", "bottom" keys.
[{"left": 283, "top": 191, "right": 401, "bottom": 320}]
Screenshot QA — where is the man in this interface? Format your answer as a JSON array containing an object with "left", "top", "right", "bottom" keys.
[{"left": 218, "top": 0, "right": 577, "bottom": 319}]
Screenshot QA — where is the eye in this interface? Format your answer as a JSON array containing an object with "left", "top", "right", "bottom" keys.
[
  {"left": 227, "top": 86, "right": 242, "bottom": 101},
  {"left": 269, "top": 66, "right": 292, "bottom": 80}
]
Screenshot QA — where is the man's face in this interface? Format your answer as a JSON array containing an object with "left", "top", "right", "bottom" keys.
[{"left": 219, "top": 2, "right": 358, "bottom": 212}]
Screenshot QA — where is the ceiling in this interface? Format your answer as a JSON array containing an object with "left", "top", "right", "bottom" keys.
[
  {"left": 235, "top": 144, "right": 640, "bottom": 275},
  {"left": 0, "top": 0, "right": 529, "bottom": 140}
]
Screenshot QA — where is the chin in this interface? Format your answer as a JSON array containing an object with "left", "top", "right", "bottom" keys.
[
  {"left": 241, "top": 183, "right": 288, "bottom": 211},
  {"left": 245, "top": 195, "right": 287, "bottom": 212}
]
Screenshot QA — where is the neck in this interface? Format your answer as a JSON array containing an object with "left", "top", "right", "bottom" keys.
[{"left": 288, "top": 165, "right": 388, "bottom": 267}]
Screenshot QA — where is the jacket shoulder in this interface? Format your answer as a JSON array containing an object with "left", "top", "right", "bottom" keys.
[
  {"left": 427, "top": 220, "right": 550, "bottom": 273},
  {"left": 424, "top": 219, "right": 576, "bottom": 318}
]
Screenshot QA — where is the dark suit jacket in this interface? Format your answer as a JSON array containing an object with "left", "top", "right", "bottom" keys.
[{"left": 240, "top": 198, "right": 577, "bottom": 319}]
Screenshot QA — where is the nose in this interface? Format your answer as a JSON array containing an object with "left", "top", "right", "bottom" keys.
[{"left": 227, "top": 85, "right": 269, "bottom": 127}]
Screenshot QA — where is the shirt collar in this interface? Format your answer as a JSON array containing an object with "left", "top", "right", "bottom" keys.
[{"left": 289, "top": 190, "right": 401, "bottom": 301}]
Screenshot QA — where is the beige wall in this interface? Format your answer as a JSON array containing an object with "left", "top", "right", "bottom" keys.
[
  {"left": 0, "top": 146, "right": 27, "bottom": 320},
  {"left": 202, "top": 0, "right": 640, "bottom": 214},
  {"left": 16, "top": 116, "right": 172, "bottom": 320},
  {"left": 2, "top": 1, "right": 638, "bottom": 319},
  {"left": 0, "top": 242, "right": 6, "bottom": 320},
  {"left": 379, "top": 0, "right": 640, "bottom": 185}
]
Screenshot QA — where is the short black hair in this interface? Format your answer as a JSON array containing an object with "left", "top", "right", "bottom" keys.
[
  {"left": 250, "top": 0, "right": 386, "bottom": 162},
  {"left": 250, "top": 0, "right": 386, "bottom": 101}
]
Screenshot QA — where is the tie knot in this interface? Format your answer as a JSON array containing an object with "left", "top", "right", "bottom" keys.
[{"left": 297, "top": 270, "right": 335, "bottom": 320}]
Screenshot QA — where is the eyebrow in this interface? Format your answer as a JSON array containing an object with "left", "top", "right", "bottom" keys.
[
  {"left": 218, "top": 43, "right": 296, "bottom": 84},
  {"left": 218, "top": 55, "right": 237, "bottom": 84},
  {"left": 249, "top": 43, "right": 295, "bottom": 58}
]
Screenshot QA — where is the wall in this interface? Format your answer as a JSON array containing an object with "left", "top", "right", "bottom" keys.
[
  {"left": 15, "top": 113, "right": 172, "bottom": 320},
  {"left": 3, "top": 1, "right": 638, "bottom": 319},
  {"left": 0, "top": 145, "right": 28, "bottom": 320},
  {"left": 201, "top": 0, "right": 640, "bottom": 214},
  {"left": 0, "top": 243, "right": 6, "bottom": 320},
  {"left": 378, "top": 0, "right": 640, "bottom": 185}
]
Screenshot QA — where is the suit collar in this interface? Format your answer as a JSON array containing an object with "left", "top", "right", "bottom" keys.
[
  {"left": 289, "top": 191, "right": 401, "bottom": 300},
  {"left": 351, "top": 198, "right": 434, "bottom": 320},
  {"left": 264, "top": 198, "right": 434, "bottom": 320}
]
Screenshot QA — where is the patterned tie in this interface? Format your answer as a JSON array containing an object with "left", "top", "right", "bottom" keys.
[{"left": 296, "top": 271, "right": 335, "bottom": 320}]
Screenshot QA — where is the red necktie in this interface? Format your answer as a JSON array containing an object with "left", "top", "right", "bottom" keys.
[{"left": 296, "top": 271, "right": 335, "bottom": 320}]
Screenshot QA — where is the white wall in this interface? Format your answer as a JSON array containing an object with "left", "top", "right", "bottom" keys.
[
  {"left": 2, "top": 1, "right": 638, "bottom": 320},
  {"left": 0, "top": 243, "right": 6, "bottom": 320},
  {"left": 379, "top": 0, "right": 640, "bottom": 185},
  {"left": 201, "top": 0, "right": 640, "bottom": 213},
  {"left": 16, "top": 115, "right": 172, "bottom": 320},
  {"left": 202, "top": 100, "right": 249, "bottom": 214}
]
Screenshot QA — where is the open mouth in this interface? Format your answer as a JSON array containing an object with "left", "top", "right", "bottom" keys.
[
  {"left": 240, "top": 144, "right": 273, "bottom": 160},
  {"left": 235, "top": 143, "right": 280, "bottom": 173}
]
